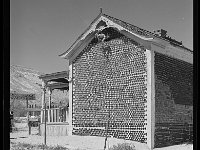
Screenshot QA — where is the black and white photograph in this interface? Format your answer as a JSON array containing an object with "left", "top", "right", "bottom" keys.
[{"left": 8, "top": 0, "right": 193, "bottom": 149}]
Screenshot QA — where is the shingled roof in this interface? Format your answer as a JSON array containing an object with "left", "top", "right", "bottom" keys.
[
  {"left": 103, "top": 14, "right": 155, "bottom": 38},
  {"left": 103, "top": 14, "right": 192, "bottom": 51}
]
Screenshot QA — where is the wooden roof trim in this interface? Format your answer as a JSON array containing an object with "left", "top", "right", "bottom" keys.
[
  {"left": 64, "top": 16, "right": 154, "bottom": 63},
  {"left": 60, "top": 13, "right": 193, "bottom": 64},
  {"left": 102, "top": 14, "right": 193, "bottom": 52},
  {"left": 46, "top": 82, "right": 69, "bottom": 91},
  {"left": 151, "top": 43, "right": 193, "bottom": 64}
]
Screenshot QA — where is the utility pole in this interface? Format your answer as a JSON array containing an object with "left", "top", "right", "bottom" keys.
[{"left": 44, "top": 100, "right": 46, "bottom": 145}]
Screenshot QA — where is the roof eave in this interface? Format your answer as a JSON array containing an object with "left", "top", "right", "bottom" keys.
[
  {"left": 59, "top": 13, "right": 192, "bottom": 63},
  {"left": 59, "top": 14, "right": 154, "bottom": 61}
]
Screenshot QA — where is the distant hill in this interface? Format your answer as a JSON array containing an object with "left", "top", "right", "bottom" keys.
[
  {"left": 10, "top": 65, "right": 43, "bottom": 94},
  {"left": 10, "top": 65, "right": 68, "bottom": 117}
]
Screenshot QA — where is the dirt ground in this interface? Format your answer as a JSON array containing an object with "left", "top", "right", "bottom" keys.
[{"left": 10, "top": 123, "right": 193, "bottom": 150}]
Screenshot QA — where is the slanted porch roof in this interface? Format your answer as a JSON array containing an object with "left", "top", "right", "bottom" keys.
[{"left": 39, "top": 71, "right": 69, "bottom": 91}]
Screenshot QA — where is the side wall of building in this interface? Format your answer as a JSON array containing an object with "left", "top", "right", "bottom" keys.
[
  {"left": 72, "top": 33, "right": 149, "bottom": 143},
  {"left": 154, "top": 52, "right": 193, "bottom": 148}
]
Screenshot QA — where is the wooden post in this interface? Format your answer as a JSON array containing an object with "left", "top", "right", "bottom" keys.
[
  {"left": 146, "top": 49, "right": 155, "bottom": 150},
  {"left": 57, "top": 108, "right": 60, "bottom": 122},
  {"left": 68, "top": 63, "right": 73, "bottom": 135},
  {"left": 26, "top": 99, "right": 28, "bottom": 109},
  {"left": 42, "top": 81, "right": 47, "bottom": 145},
  {"left": 48, "top": 89, "right": 52, "bottom": 122},
  {"left": 41, "top": 88, "right": 44, "bottom": 123},
  {"left": 54, "top": 109, "right": 57, "bottom": 122},
  {"left": 66, "top": 107, "right": 68, "bottom": 122},
  {"left": 26, "top": 99, "right": 31, "bottom": 135},
  {"left": 33, "top": 104, "right": 35, "bottom": 116},
  {"left": 51, "top": 109, "right": 54, "bottom": 122},
  {"left": 48, "top": 89, "right": 52, "bottom": 109},
  {"left": 151, "top": 50, "right": 155, "bottom": 150}
]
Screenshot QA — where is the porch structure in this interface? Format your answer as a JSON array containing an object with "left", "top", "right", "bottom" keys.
[{"left": 39, "top": 71, "right": 69, "bottom": 136}]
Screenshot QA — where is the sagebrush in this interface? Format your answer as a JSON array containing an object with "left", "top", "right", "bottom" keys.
[{"left": 108, "top": 143, "right": 136, "bottom": 150}]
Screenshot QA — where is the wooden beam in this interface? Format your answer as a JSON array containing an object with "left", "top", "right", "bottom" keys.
[
  {"left": 48, "top": 90, "right": 52, "bottom": 109},
  {"left": 146, "top": 49, "right": 155, "bottom": 149},
  {"left": 41, "top": 81, "right": 47, "bottom": 145},
  {"left": 68, "top": 32, "right": 96, "bottom": 64},
  {"left": 61, "top": 14, "right": 192, "bottom": 66},
  {"left": 48, "top": 90, "right": 52, "bottom": 122},
  {"left": 68, "top": 63, "right": 73, "bottom": 135},
  {"left": 66, "top": 108, "right": 68, "bottom": 122},
  {"left": 46, "top": 82, "right": 68, "bottom": 91},
  {"left": 27, "top": 98, "right": 30, "bottom": 135},
  {"left": 27, "top": 108, "right": 42, "bottom": 111},
  {"left": 41, "top": 81, "right": 46, "bottom": 109},
  {"left": 67, "top": 22, "right": 152, "bottom": 63},
  {"left": 51, "top": 109, "right": 54, "bottom": 122},
  {"left": 39, "top": 71, "right": 69, "bottom": 82},
  {"left": 54, "top": 109, "right": 56, "bottom": 122},
  {"left": 150, "top": 50, "right": 155, "bottom": 150},
  {"left": 120, "top": 30, "right": 151, "bottom": 50},
  {"left": 44, "top": 96, "right": 47, "bottom": 145}
]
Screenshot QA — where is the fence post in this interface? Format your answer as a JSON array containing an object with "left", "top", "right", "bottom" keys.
[
  {"left": 66, "top": 108, "right": 68, "bottom": 122},
  {"left": 51, "top": 109, "right": 53, "bottom": 122},
  {"left": 48, "top": 109, "right": 50, "bottom": 122}
]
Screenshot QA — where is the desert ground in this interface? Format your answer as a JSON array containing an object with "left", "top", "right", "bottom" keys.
[{"left": 10, "top": 122, "right": 193, "bottom": 150}]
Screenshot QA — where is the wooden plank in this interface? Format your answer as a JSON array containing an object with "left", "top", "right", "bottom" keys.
[
  {"left": 27, "top": 108, "right": 42, "bottom": 111},
  {"left": 57, "top": 109, "right": 60, "bottom": 122},
  {"left": 69, "top": 32, "right": 96, "bottom": 63},
  {"left": 146, "top": 49, "right": 155, "bottom": 150},
  {"left": 54, "top": 109, "right": 57, "bottom": 122},
  {"left": 120, "top": 30, "right": 151, "bottom": 50},
  {"left": 151, "top": 50, "right": 155, "bottom": 149},
  {"left": 66, "top": 109, "right": 68, "bottom": 122},
  {"left": 39, "top": 71, "right": 68, "bottom": 82},
  {"left": 51, "top": 109, "right": 53, "bottom": 122},
  {"left": 42, "top": 110, "right": 44, "bottom": 123},
  {"left": 68, "top": 63, "right": 73, "bottom": 135},
  {"left": 45, "top": 110, "right": 48, "bottom": 122},
  {"left": 46, "top": 82, "right": 68, "bottom": 90},
  {"left": 151, "top": 43, "right": 193, "bottom": 64},
  {"left": 48, "top": 110, "right": 50, "bottom": 122}
]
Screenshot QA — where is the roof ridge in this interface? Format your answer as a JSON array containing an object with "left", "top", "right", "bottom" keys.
[{"left": 102, "top": 13, "right": 157, "bottom": 37}]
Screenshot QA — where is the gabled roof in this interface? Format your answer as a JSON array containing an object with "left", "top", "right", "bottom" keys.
[
  {"left": 103, "top": 14, "right": 192, "bottom": 51},
  {"left": 59, "top": 12, "right": 193, "bottom": 64},
  {"left": 103, "top": 14, "right": 156, "bottom": 38}
]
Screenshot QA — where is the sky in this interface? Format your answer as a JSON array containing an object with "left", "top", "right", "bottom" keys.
[{"left": 10, "top": 0, "right": 193, "bottom": 74}]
